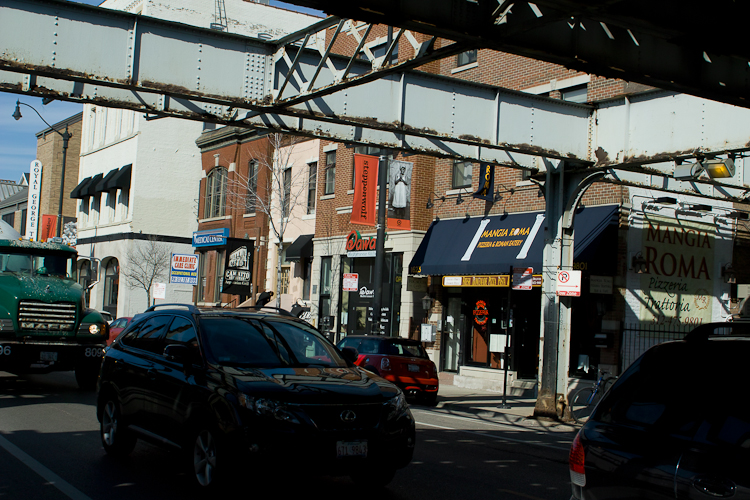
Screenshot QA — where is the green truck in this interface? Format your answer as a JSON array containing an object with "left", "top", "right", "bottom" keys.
[{"left": 0, "top": 225, "right": 109, "bottom": 389}]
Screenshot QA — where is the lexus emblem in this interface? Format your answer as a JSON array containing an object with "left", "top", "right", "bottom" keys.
[{"left": 340, "top": 410, "right": 357, "bottom": 423}]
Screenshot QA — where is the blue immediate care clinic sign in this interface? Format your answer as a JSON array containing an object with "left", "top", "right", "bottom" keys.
[{"left": 192, "top": 228, "right": 229, "bottom": 247}]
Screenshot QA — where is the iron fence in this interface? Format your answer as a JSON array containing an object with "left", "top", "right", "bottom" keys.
[{"left": 621, "top": 322, "right": 694, "bottom": 370}]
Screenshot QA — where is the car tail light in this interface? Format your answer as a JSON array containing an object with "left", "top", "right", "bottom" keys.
[
  {"left": 381, "top": 357, "right": 391, "bottom": 371},
  {"left": 569, "top": 431, "right": 586, "bottom": 486}
]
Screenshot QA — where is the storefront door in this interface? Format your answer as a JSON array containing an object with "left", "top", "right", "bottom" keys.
[{"left": 442, "top": 296, "right": 464, "bottom": 371}]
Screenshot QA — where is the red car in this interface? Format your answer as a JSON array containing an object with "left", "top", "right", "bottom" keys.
[
  {"left": 106, "top": 316, "right": 133, "bottom": 345},
  {"left": 337, "top": 335, "right": 439, "bottom": 404}
]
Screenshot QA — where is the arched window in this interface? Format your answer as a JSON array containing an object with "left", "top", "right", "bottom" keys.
[
  {"left": 103, "top": 258, "right": 119, "bottom": 317},
  {"left": 204, "top": 167, "right": 228, "bottom": 218}
]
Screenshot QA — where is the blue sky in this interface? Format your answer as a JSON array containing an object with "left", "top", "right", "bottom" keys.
[{"left": 0, "top": 0, "right": 324, "bottom": 182}]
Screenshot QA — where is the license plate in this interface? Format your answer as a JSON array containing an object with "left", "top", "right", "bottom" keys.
[
  {"left": 40, "top": 351, "right": 58, "bottom": 362},
  {"left": 408, "top": 364, "right": 420, "bottom": 372},
  {"left": 336, "top": 440, "right": 367, "bottom": 458}
]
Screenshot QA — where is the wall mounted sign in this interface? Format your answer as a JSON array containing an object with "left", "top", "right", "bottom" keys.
[
  {"left": 351, "top": 154, "right": 378, "bottom": 227},
  {"left": 346, "top": 230, "right": 377, "bottom": 257},
  {"left": 170, "top": 253, "right": 199, "bottom": 285},
  {"left": 387, "top": 159, "right": 412, "bottom": 230},
  {"left": 512, "top": 267, "right": 533, "bottom": 290},
  {"left": 25, "top": 160, "right": 42, "bottom": 241},
  {"left": 192, "top": 228, "right": 229, "bottom": 247},
  {"left": 221, "top": 239, "right": 254, "bottom": 295}
]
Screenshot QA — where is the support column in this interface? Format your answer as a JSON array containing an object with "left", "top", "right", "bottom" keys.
[{"left": 534, "top": 161, "right": 605, "bottom": 420}]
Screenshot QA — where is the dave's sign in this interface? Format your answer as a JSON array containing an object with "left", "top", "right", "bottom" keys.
[{"left": 346, "top": 230, "right": 377, "bottom": 257}]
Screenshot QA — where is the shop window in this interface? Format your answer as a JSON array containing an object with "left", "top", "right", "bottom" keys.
[
  {"left": 307, "top": 162, "right": 317, "bottom": 214},
  {"left": 324, "top": 151, "right": 336, "bottom": 195},
  {"left": 204, "top": 167, "right": 227, "bottom": 218},
  {"left": 320, "top": 256, "right": 333, "bottom": 330},
  {"left": 246, "top": 160, "right": 258, "bottom": 214},
  {"left": 452, "top": 160, "right": 473, "bottom": 189},
  {"left": 196, "top": 252, "right": 206, "bottom": 303},
  {"left": 456, "top": 49, "right": 477, "bottom": 67},
  {"left": 214, "top": 249, "right": 225, "bottom": 303},
  {"left": 302, "top": 259, "right": 312, "bottom": 300}
]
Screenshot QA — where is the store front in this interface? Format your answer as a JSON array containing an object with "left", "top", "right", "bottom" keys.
[{"left": 410, "top": 205, "right": 620, "bottom": 379}]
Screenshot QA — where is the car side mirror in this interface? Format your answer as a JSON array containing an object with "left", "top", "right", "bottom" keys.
[
  {"left": 164, "top": 344, "right": 190, "bottom": 363},
  {"left": 341, "top": 346, "right": 359, "bottom": 364}
]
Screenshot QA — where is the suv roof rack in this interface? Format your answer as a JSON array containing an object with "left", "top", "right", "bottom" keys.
[
  {"left": 144, "top": 303, "right": 201, "bottom": 314},
  {"left": 684, "top": 322, "right": 750, "bottom": 342},
  {"left": 234, "top": 305, "right": 295, "bottom": 317}
]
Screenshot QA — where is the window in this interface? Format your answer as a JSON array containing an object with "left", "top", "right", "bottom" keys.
[
  {"left": 204, "top": 167, "right": 228, "bottom": 218},
  {"left": 456, "top": 49, "right": 477, "bottom": 67},
  {"left": 452, "top": 160, "right": 473, "bottom": 189},
  {"left": 324, "top": 151, "right": 336, "bottom": 195},
  {"left": 282, "top": 167, "right": 292, "bottom": 219},
  {"left": 561, "top": 84, "right": 588, "bottom": 103},
  {"left": 246, "top": 160, "right": 258, "bottom": 214},
  {"left": 319, "top": 256, "right": 333, "bottom": 330},
  {"left": 280, "top": 266, "right": 290, "bottom": 295},
  {"left": 307, "top": 162, "right": 317, "bottom": 214},
  {"left": 126, "top": 315, "right": 171, "bottom": 354},
  {"left": 1, "top": 213, "right": 13, "bottom": 227},
  {"left": 103, "top": 258, "right": 119, "bottom": 317},
  {"left": 302, "top": 259, "right": 312, "bottom": 300}
]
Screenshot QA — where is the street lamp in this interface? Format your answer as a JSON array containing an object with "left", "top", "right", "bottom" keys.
[{"left": 13, "top": 100, "right": 71, "bottom": 239}]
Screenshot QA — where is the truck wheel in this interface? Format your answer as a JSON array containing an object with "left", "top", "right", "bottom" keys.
[
  {"left": 100, "top": 399, "right": 136, "bottom": 457},
  {"left": 75, "top": 364, "right": 99, "bottom": 390}
]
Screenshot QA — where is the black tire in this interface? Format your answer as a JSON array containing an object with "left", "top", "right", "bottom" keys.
[
  {"left": 422, "top": 392, "right": 438, "bottom": 406},
  {"left": 351, "top": 467, "right": 396, "bottom": 488},
  {"left": 188, "top": 426, "right": 224, "bottom": 489},
  {"left": 75, "top": 364, "right": 100, "bottom": 391},
  {"left": 100, "top": 399, "right": 136, "bottom": 457},
  {"left": 570, "top": 387, "right": 600, "bottom": 424}
]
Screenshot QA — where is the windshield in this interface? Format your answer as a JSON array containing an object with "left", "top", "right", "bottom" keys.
[
  {"left": 0, "top": 251, "right": 74, "bottom": 278},
  {"left": 200, "top": 316, "right": 347, "bottom": 368}
]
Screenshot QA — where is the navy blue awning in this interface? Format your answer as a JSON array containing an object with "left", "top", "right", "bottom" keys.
[
  {"left": 408, "top": 204, "right": 619, "bottom": 276},
  {"left": 70, "top": 176, "right": 92, "bottom": 199},
  {"left": 285, "top": 234, "right": 314, "bottom": 262}
]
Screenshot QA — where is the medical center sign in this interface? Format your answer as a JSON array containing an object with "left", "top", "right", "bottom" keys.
[{"left": 638, "top": 216, "right": 713, "bottom": 326}]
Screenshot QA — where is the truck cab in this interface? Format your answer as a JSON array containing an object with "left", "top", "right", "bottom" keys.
[{"left": 0, "top": 238, "right": 109, "bottom": 389}]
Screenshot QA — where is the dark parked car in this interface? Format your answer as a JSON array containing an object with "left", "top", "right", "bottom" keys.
[
  {"left": 97, "top": 304, "right": 415, "bottom": 489},
  {"left": 570, "top": 322, "right": 750, "bottom": 499},
  {"left": 337, "top": 335, "right": 439, "bottom": 404}
]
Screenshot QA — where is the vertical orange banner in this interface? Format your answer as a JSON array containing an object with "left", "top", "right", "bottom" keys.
[
  {"left": 351, "top": 154, "right": 379, "bottom": 226},
  {"left": 41, "top": 215, "right": 57, "bottom": 241}
]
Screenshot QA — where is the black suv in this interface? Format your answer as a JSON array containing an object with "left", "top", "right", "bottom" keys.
[
  {"left": 97, "top": 305, "right": 415, "bottom": 489},
  {"left": 570, "top": 322, "right": 750, "bottom": 499}
]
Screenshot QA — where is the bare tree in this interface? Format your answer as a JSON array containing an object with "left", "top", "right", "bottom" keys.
[
  {"left": 226, "top": 133, "right": 315, "bottom": 308},
  {"left": 121, "top": 237, "right": 172, "bottom": 308}
]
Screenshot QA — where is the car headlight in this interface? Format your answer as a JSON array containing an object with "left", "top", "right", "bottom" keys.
[
  {"left": 385, "top": 391, "right": 409, "bottom": 420},
  {"left": 238, "top": 394, "right": 300, "bottom": 424},
  {"left": 89, "top": 323, "right": 103, "bottom": 334}
]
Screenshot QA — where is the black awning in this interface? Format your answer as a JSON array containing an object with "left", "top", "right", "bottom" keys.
[
  {"left": 95, "top": 168, "right": 120, "bottom": 193},
  {"left": 81, "top": 173, "right": 103, "bottom": 197},
  {"left": 70, "top": 176, "right": 92, "bottom": 199},
  {"left": 409, "top": 204, "right": 619, "bottom": 276},
  {"left": 105, "top": 164, "right": 132, "bottom": 191},
  {"left": 285, "top": 234, "right": 314, "bottom": 262}
]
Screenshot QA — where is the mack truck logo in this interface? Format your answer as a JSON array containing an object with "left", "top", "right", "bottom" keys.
[{"left": 22, "top": 322, "right": 67, "bottom": 331}]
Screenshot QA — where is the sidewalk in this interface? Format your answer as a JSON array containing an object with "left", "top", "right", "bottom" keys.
[{"left": 425, "top": 382, "right": 579, "bottom": 432}]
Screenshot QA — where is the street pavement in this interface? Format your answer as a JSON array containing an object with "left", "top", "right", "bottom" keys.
[{"left": 426, "top": 383, "right": 579, "bottom": 433}]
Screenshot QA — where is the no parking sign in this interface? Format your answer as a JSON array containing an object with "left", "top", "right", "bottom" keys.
[{"left": 556, "top": 270, "right": 581, "bottom": 296}]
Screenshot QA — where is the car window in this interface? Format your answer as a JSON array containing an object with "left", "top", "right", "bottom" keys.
[
  {"left": 166, "top": 316, "right": 197, "bottom": 345},
  {"left": 596, "top": 340, "right": 750, "bottom": 445},
  {"left": 338, "top": 337, "right": 360, "bottom": 351},
  {"left": 112, "top": 318, "right": 124, "bottom": 328},
  {"left": 358, "top": 338, "right": 381, "bottom": 354},
  {"left": 386, "top": 340, "right": 428, "bottom": 358},
  {"left": 264, "top": 319, "right": 345, "bottom": 367},
  {"left": 200, "top": 317, "right": 287, "bottom": 367},
  {"left": 125, "top": 315, "right": 171, "bottom": 354}
]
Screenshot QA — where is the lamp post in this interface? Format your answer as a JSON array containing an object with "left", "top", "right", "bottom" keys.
[{"left": 13, "top": 100, "right": 71, "bottom": 239}]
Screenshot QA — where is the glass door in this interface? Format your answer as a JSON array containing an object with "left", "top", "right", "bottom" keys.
[{"left": 443, "top": 296, "right": 463, "bottom": 371}]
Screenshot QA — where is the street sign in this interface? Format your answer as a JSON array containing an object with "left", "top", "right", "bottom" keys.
[
  {"left": 556, "top": 270, "right": 582, "bottom": 296},
  {"left": 512, "top": 267, "right": 533, "bottom": 290},
  {"left": 170, "top": 253, "right": 199, "bottom": 285},
  {"left": 342, "top": 273, "right": 359, "bottom": 291},
  {"left": 153, "top": 282, "right": 166, "bottom": 300}
]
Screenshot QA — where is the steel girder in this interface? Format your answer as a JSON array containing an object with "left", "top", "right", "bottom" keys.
[
  {"left": 2, "top": 0, "right": 750, "bottom": 201},
  {"left": 284, "top": 0, "right": 750, "bottom": 111}
]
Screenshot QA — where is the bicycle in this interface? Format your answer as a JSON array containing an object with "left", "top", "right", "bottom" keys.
[{"left": 570, "top": 368, "right": 618, "bottom": 424}]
